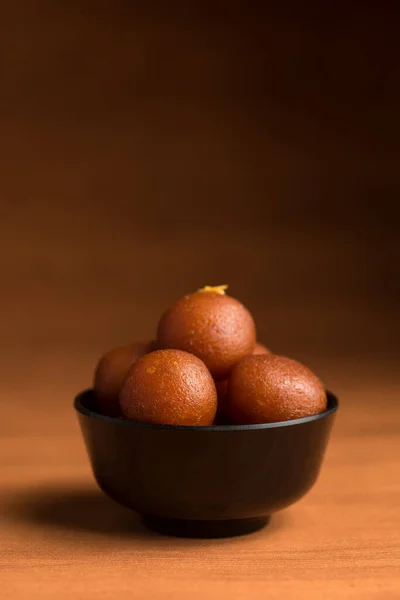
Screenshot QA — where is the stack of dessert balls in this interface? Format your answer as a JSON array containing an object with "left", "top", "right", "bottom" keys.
[{"left": 93, "top": 286, "right": 327, "bottom": 426}]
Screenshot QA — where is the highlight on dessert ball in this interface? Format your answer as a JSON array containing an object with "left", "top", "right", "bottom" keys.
[{"left": 91, "top": 285, "right": 328, "bottom": 426}]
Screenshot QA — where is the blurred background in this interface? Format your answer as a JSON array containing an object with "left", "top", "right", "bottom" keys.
[{"left": 1, "top": 2, "right": 399, "bottom": 433}]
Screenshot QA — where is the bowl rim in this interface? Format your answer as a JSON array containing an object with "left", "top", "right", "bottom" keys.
[{"left": 74, "top": 389, "right": 338, "bottom": 432}]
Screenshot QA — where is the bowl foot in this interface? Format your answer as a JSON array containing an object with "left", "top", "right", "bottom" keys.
[{"left": 142, "top": 515, "right": 269, "bottom": 538}]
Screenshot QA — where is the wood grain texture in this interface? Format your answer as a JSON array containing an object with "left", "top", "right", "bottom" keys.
[
  {"left": 2, "top": 376, "right": 400, "bottom": 600},
  {"left": 1, "top": 3, "right": 399, "bottom": 598}
]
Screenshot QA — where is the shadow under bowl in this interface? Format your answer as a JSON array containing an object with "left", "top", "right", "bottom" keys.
[{"left": 74, "top": 389, "right": 338, "bottom": 537}]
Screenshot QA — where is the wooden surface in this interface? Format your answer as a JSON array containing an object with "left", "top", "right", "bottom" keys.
[
  {"left": 1, "top": 3, "right": 399, "bottom": 599},
  {"left": 2, "top": 233, "right": 399, "bottom": 600},
  {"left": 2, "top": 322, "right": 400, "bottom": 600}
]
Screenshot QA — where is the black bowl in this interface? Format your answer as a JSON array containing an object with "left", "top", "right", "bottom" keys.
[{"left": 74, "top": 389, "right": 338, "bottom": 537}]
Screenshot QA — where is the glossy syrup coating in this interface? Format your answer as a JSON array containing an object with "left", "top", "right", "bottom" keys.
[
  {"left": 94, "top": 341, "right": 156, "bottom": 416},
  {"left": 227, "top": 354, "right": 327, "bottom": 424},
  {"left": 157, "top": 288, "right": 256, "bottom": 379},
  {"left": 120, "top": 349, "right": 217, "bottom": 426}
]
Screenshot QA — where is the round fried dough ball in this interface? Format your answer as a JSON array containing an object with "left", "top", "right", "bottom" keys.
[
  {"left": 120, "top": 349, "right": 217, "bottom": 426},
  {"left": 157, "top": 286, "right": 256, "bottom": 379},
  {"left": 94, "top": 341, "right": 156, "bottom": 416},
  {"left": 253, "top": 342, "right": 271, "bottom": 356},
  {"left": 227, "top": 354, "right": 327, "bottom": 424},
  {"left": 214, "top": 342, "right": 270, "bottom": 418}
]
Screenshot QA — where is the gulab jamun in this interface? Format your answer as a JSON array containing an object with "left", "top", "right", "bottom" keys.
[
  {"left": 157, "top": 286, "right": 256, "bottom": 379},
  {"left": 253, "top": 342, "right": 271, "bottom": 355},
  {"left": 227, "top": 354, "right": 327, "bottom": 424},
  {"left": 94, "top": 341, "right": 155, "bottom": 416},
  {"left": 120, "top": 349, "right": 217, "bottom": 426},
  {"left": 215, "top": 342, "right": 270, "bottom": 418}
]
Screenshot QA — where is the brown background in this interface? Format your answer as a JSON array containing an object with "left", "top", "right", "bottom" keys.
[{"left": 1, "top": 3, "right": 399, "bottom": 599}]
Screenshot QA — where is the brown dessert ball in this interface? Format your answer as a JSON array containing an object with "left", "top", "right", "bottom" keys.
[
  {"left": 157, "top": 286, "right": 256, "bottom": 379},
  {"left": 253, "top": 342, "right": 271, "bottom": 356},
  {"left": 94, "top": 341, "right": 156, "bottom": 416},
  {"left": 214, "top": 343, "right": 270, "bottom": 417},
  {"left": 120, "top": 349, "right": 217, "bottom": 426},
  {"left": 227, "top": 354, "right": 327, "bottom": 424}
]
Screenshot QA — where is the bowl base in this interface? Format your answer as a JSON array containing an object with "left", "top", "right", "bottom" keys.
[{"left": 142, "top": 515, "right": 269, "bottom": 538}]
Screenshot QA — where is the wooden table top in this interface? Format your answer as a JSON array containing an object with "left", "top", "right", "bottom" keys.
[
  {"left": 2, "top": 247, "right": 399, "bottom": 599},
  {"left": 1, "top": 4, "right": 399, "bottom": 598}
]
